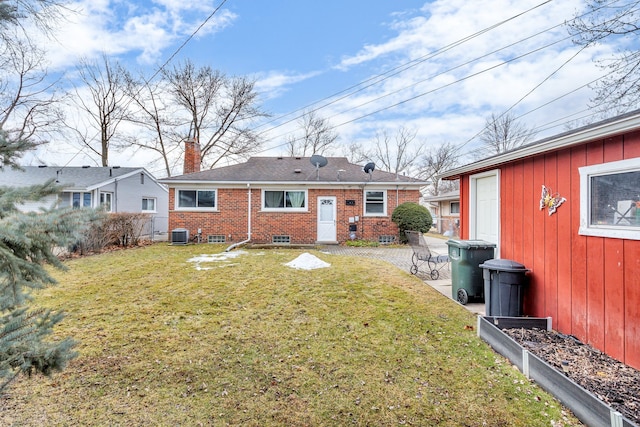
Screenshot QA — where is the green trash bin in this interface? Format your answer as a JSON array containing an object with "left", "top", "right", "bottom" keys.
[{"left": 446, "top": 239, "right": 496, "bottom": 305}]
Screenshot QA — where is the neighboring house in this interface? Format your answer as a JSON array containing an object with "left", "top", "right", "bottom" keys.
[
  {"left": 0, "top": 166, "right": 169, "bottom": 235},
  {"left": 159, "top": 145, "right": 426, "bottom": 245},
  {"left": 422, "top": 190, "right": 460, "bottom": 236},
  {"left": 439, "top": 110, "right": 640, "bottom": 370}
]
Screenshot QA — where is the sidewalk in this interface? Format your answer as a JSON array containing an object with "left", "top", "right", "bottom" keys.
[{"left": 420, "top": 234, "right": 485, "bottom": 316}]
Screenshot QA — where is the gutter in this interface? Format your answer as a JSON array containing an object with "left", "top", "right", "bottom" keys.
[
  {"left": 439, "top": 110, "right": 640, "bottom": 180},
  {"left": 225, "top": 183, "right": 252, "bottom": 251}
]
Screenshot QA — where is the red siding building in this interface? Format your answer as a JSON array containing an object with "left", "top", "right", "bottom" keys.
[{"left": 440, "top": 111, "right": 640, "bottom": 370}]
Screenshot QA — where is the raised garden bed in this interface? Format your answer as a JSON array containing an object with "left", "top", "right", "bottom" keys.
[{"left": 477, "top": 316, "right": 639, "bottom": 427}]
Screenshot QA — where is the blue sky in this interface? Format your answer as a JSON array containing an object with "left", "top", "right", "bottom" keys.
[{"left": 24, "top": 0, "right": 621, "bottom": 176}]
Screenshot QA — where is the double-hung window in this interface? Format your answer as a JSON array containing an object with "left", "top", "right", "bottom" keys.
[
  {"left": 364, "top": 190, "right": 386, "bottom": 215},
  {"left": 579, "top": 157, "right": 640, "bottom": 240},
  {"left": 142, "top": 197, "right": 156, "bottom": 212},
  {"left": 177, "top": 189, "right": 216, "bottom": 209},
  {"left": 450, "top": 201, "right": 460, "bottom": 214},
  {"left": 262, "top": 190, "right": 306, "bottom": 211},
  {"left": 100, "top": 192, "right": 113, "bottom": 212}
]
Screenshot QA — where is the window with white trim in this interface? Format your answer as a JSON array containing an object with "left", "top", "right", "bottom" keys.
[
  {"left": 100, "top": 192, "right": 113, "bottom": 212},
  {"left": 177, "top": 189, "right": 216, "bottom": 209},
  {"left": 262, "top": 190, "right": 306, "bottom": 211},
  {"left": 579, "top": 157, "right": 640, "bottom": 240},
  {"left": 142, "top": 197, "right": 156, "bottom": 212},
  {"left": 364, "top": 190, "right": 386, "bottom": 215},
  {"left": 72, "top": 192, "right": 92, "bottom": 209},
  {"left": 450, "top": 201, "right": 460, "bottom": 214}
]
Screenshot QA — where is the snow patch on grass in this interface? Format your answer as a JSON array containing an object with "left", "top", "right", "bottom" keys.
[
  {"left": 284, "top": 252, "right": 331, "bottom": 270},
  {"left": 187, "top": 250, "right": 248, "bottom": 270}
]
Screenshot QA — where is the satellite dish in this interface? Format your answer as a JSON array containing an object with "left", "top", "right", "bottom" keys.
[
  {"left": 310, "top": 154, "right": 328, "bottom": 181},
  {"left": 310, "top": 154, "right": 328, "bottom": 168},
  {"left": 364, "top": 162, "right": 375, "bottom": 174}
]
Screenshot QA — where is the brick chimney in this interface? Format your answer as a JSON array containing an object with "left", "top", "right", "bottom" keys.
[{"left": 183, "top": 139, "right": 201, "bottom": 174}]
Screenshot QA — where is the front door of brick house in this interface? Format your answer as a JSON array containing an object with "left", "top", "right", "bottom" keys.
[{"left": 317, "top": 196, "right": 337, "bottom": 242}]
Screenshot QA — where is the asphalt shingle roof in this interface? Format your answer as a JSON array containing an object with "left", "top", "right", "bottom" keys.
[
  {"left": 0, "top": 166, "right": 144, "bottom": 190},
  {"left": 162, "top": 157, "right": 425, "bottom": 185}
]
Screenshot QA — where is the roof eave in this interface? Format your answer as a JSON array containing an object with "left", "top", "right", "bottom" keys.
[
  {"left": 159, "top": 179, "right": 426, "bottom": 186},
  {"left": 439, "top": 112, "right": 640, "bottom": 180}
]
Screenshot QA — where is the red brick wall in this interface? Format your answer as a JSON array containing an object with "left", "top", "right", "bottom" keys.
[
  {"left": 183, "top": 140, "right": 201, "bottom": 174},
  {"left": 168, "top": 187, "right": 421, "bottom": 244}
]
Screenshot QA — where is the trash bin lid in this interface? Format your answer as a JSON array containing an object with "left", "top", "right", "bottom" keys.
[
  {"left": 479, "top": 258, "right": 530, "bottom": 273},
  {"left": 446, "top": 239, "right": 497, "bottom": 249}
]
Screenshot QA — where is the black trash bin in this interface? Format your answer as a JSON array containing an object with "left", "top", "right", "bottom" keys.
[
  {"left": 446, "top": 239, "right": 496, "bottom": 305},
  {"left": 479, "top": 259, "right": 530, "bottom": 317}
]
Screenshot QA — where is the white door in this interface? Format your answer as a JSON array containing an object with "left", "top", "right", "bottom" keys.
[
  {"left": 317, "top": 196, "right": 337, "bottom": 242},
  {"left": 470, "top": 171, "right": 499, "bottom": 248}
]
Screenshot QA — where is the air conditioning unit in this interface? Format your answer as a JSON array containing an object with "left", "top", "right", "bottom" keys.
[{"left": 171, "top": 228, "right": 189, "bottom": 245}]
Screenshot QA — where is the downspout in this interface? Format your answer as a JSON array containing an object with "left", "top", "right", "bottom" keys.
[{"left": 225, "top": 183, "right": 252, "bottom": 251}]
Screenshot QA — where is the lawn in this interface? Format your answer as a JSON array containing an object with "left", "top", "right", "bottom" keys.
[{"left": 0, "top": 244, "right": 580, "bottom": 426}]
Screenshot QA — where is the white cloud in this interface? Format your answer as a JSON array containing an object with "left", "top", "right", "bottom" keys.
[
  {"left": 37, "top": 0, "right": 238, "bottom": 69},
  {"left": 255, "top": 70, "right": 323, "bottom": 100}
]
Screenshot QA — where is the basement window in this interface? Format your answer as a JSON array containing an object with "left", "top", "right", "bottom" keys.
[
  {"left": 208, "top": 235, "right": 226, "bottom": 243},
  {"left": 579, "top": 157, "right": 640, "bottom": 240},
  {"left": 272, "top": 235, "right": 291, "bottom": 244},
  {"left": 378, "top": 235, "right": 396, "bottom": 244}
]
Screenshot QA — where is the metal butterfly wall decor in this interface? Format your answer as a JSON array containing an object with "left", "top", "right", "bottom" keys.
[{"left": 540, "top": 185, "right": 566, "bottom": 216}]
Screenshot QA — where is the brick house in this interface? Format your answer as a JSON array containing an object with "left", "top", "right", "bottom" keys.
[
  {"left": 159, "top": 143, "right": 426, "bottom": 245},
  {"left": 423, "top": 190, "right": 460, "bottom": 237},
  {"left": 439, "top": 110, "right": 640, "bottom": 370}
]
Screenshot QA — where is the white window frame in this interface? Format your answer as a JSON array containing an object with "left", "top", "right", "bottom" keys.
[
  {"left": 261, "top": 189, "right": 308, "bottom": 212},
  {"left": 142, "top": 197, "right": 157, "bottom": 213},
  {"left": 72, "top": 192, "right": 92, "bottom": 209},
  {"left": 176, "top": 189, "right": 217, "bottom": 211},
  {"left": 364, "top": 189, "right": 387, "bottom": 216},
  {"left": 579, "top": 157, "right": 640, "bottom": 240},
  {"left": 450, "top": 201, "right": 460, "bottom": 214},
  {"left": 99, "top": 192, "right": 113, "bottom": 212}
]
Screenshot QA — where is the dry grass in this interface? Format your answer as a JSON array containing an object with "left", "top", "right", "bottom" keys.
[{"left": 0, "top": 244, "right": 581, "bottom": 426}]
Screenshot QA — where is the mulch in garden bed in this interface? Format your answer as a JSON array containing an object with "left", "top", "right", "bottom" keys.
[{"left": 503, "top": 327, "right": 640, "bottom": 424}]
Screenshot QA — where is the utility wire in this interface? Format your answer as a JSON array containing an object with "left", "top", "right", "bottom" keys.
[
  {"left": 451, "top": 44, "right": 590, "bottom": 157},
  {"left": 255, "top": 0, "right": 632, "bottom": 153},
  {"left": 253, "top": 0, "right": 555, "bottom": 136}
]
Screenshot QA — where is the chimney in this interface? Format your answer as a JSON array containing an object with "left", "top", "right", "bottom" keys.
[{"left": 184, "top": 139, "right": 201, "bottom": 174}]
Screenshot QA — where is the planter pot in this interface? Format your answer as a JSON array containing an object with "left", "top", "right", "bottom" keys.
[{"left": 477, "top": 316, "right": 638, "bottom": 427}]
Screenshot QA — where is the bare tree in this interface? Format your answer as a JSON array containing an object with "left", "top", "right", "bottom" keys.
[
  {"left": 478, "top": 112, "right": 536, "bottom": 156},
  {"left": 418, "top": 142, "right": 459, "bottom": 196},
  {"left": 122, "top": 72, "right": 181, "bottom": 177},
  {"left": 285, "top": 110, "right": 339, "bottom": 157},
  {"left": 0, "top": 39, "right": 63, "bottom": 164},
  {"left": 349, "top": 127, "right": 424, "bottom": 176},
  {"left": 567, "top": 1, "right": 640, "bottom": 113},
  {"left": 68, "top": 53, "right": 128, "bottom": 166},
  {"left": 162, "top": 60, "right": 268, "bottom": 170},
  {"left": 0, "top": 0, "right": 69, "bottom": 50}
]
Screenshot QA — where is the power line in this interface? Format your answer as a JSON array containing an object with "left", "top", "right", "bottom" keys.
[
  {"left": 253, "top": 0, "right": 556, "bottom": 138},
  {"left": 255, "top": 0, "right": 631, "bottom": 154}
]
